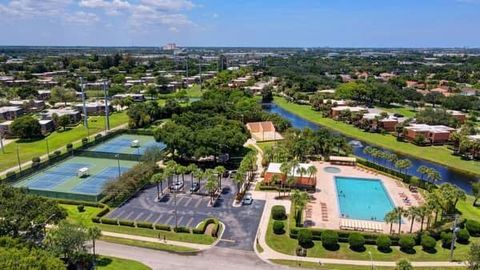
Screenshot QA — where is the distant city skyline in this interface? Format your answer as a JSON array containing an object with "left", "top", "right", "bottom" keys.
[{"left": 0, "top": 0, "right": 479, "bottom": 48}]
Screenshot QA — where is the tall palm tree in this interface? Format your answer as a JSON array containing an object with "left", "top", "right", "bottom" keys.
[
  {"left": 407, "top": 206, "right": 419, "bottom": 233},
  {"left": 280, "top": 161, "right": 292, "bottom": 197},
  {"left": 296, "top": 166, "right": 307, "bottom": 185},
  {"left": 291, "top": 189, "right": 310, "bottom": 225},
  {"left": 187, "top": 164, "right": 199, "bottom": 189},
  {"left": 214, "top": 166, "right": 226, "bottom": 191},
  {"left": 205, "top": 170, "right": 218, "bottom": 204},
  {"left": 177, "top": 164, "right": 187, "bottom": 184},
  {"left": 150, "top": 172, "right": 166, "bottom": 200},
  {"left": 416, "top": 205, "right": 429, "bottom": 232},
  {"left": 270, "top": 174, "right": 282, "bottom": 198},
  {"left": 417, "top": 165, "right": 428, "bottom": 181},
  {"left": 87, "top": 226, "right": 102, "bottom": 270},
  {"left": 384, "top": 211, "right": 397, "bottom": 234},
  {"left": 393, "top": 207, "right": 405, "bottom": 234},
  {"left": 192, "top": 167, "right": 203, "bottom": 187},
  {"left": 307, "top": 165, "right": 318, "bottom": 185}
]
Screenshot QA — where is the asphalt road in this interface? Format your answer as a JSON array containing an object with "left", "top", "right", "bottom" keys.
[{"left": 97, "top": 241, "right": 290, "bottom": 270}]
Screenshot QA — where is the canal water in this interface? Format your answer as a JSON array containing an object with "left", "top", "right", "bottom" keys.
[{"left": 264, "top": 103, "right": 478, "bottom": 193}]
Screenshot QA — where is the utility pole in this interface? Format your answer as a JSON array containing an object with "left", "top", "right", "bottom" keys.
[
  {"left": 450, "top": 214, "right": 460, "bottom": 261},
  {"left": 0, "top": 132, "right": 4, "bottom": 154},
  {"left": 16, "top": 144, "right": 21, "bottom": 171},
  {"left": 185, "top": 56, "right": 189, "bottom": 78},
  {"left": 80, "top": 77, "right": 89, "bottom": 136},
  {"left": 103, "top": 81, "right": 110, "bottom": 132},
  {"left": 198, "top": 56, "right": 202, "bottom": 90}
]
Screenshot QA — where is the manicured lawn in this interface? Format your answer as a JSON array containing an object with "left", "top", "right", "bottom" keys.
[
  {"left": 456, "top": 196, "right": 480, "bottom": 221},
  {"left": 270, "top": 260, "right": 465, "bottom": 270},
  {"left": 256, "top": 141, "right": 276, "bottom": 152},
  {"left": 266, "top": 215, "right": 478, "bottom": 262},
  {"left": 0, "top": 112, "right": 128, "bottom": 173},
  {"left": 376, "top": 105, "right": 417, "bottom": 118},
  {"left": 97, "top": 223, "right": 215, "bottom": 245},
  {"left": 100, "top": 236, "right": 198, "bottom": 253},
  {"left": 273, "top": 97, "right": 480, "bottom": 176},
  {"left": 61, "top": 204, "right": 103, "bottom": 227},
  {"left": 97, "top": 256, "right": 151, "bottom": 270}
]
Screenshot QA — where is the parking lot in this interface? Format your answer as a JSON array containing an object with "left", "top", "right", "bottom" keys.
[{"left": 107, "top": 174, "right": 265, "bottom": 251}]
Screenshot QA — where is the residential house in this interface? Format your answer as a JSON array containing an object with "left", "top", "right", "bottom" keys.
[
  {"left": 9, "top": 100, "right": 45, "bottom": 112},
  {"left": 447, "top": 110, "right": 467, "bottom": 124},
  {"left": 39, "top": 108, "right": 81, "bottom": 124},
  {"left": 74, "top": 102, "right": 110, "bottom": 116},
  {"left": 362, "top": 113, "right": 398, "bottom": 132},
  {"left": 245, "top": 121, "right": 283, "bottom": 142},
  {"left": 0, "top": 106, "right": 24, "bottom": 120},
  {"left": 112, "top": 93, "right": 145, "bottom": 102},
  {"left": 403, "top": 124, "right": 455, "bottom": 144},
  {"left": 37, "top": 90, "right": 51, "bottom": 100},
  {"left": 39, "top": 120, "right": 55, "bottom": 135},
  {"left": 330, "top": 106, "right": 368, "bottom": 119}
]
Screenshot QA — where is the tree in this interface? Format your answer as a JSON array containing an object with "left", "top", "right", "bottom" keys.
[
  {"left": 467, "top": 243, "right": 480, "bottom": 270},
  {"left": 205, "top": 170, "right": 218, "bottom": 204},
  {"left": 214, "top": 166, "right": 226, "bottom": 191},
  {"left": 385, "top": 210, "right": 397, "bottom": 234},
  {"left": 11, "top": 116, "right": 42, "bottom": 139},
  {"left": 396, "top": 259, "right": 413, "bottom": 270},
  {"left": 44, "top": 221, "right": 88, "bottom": 265},
  {"left": 87, "top": 226, "right": 102, "bottom": 269},
  {"left": 472, "top": 182, "right": 480, "bottom": 206},
  {"left": 290, "top": 189, "right": 310, "bottom": 224},
  {"left": 407, "top": 206, "right": 420, "bottom": 233},
  {"left": 50, "top": 87, "right": 76, "bottom": 106},
  {"left": 150, "top": 172, "right": 166, "bottom": 200},
  {"left": 57, "top": 115, "right": 71, "bottom": 131},
  {"left": 0, "top": 241, "right": 66, "bottom": 270},
  {"left": 127, "top": 103, "right": 152, "bottom": 128}
]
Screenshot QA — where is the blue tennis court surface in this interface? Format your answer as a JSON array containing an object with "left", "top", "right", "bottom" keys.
[
  {"left": 27, "top": 163, "right": 88, "bottom": 189},
  {"left": 72, "top": 166, "right": 130, "bottom": 194},
  {"left": 89, "top": 134, "right": 165, "bottom": 155}
]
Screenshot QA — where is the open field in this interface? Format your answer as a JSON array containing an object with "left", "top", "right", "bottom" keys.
[
  {"left": 0, "top": 112, "right": 128, "bottom": 173},
  {"left": 273, "top": 97, "right": 480, "bottom": 176}
]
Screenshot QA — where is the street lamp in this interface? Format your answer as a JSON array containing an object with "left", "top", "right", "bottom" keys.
[
  {"left": 450, "top": 214, "right": 460, "bottom": 261},
  {"left": 368, "top": 251, "right": 374, "bottom": 270},
  {"left": 16, "top": 144, "right": 21, "bottom": 171},
  {"left": 115, "top": 154, "right": 121, "bottom": 178},
  {"left": 0, "top": 131, "right": 4, "bottom": 154}
]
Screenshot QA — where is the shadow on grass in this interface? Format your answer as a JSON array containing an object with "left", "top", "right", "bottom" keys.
[
  {"left": 422, "top": 247, "right": 438, "bottom": 254},
  {"left": 322, "top": 244, "right": 340, "bottom": 251},
  {"left": 96, "top": 257, "right": 113, "bottom": 267},
  {"left": 377, "top": 247, "right": 393, "bottom": 253},
  {"left": 400, "top": 247, "right": 417, "bottom": 254},
  {"left": 349, "top": 246, "right": 366, "bottom": 253}
]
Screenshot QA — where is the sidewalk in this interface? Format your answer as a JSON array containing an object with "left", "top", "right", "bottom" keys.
[
  {"left": 0, "top": 123, "right": 128, "bottom": 177},
  {"left": 101, "top": 231, "right": 213, "bottom": 251},
  {"left": 253, "top": 196, "right": 467, "bottom": 268}
]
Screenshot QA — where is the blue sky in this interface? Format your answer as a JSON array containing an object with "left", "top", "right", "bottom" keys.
[{"left": 0, "top": 0, "right": 479, "bottom": 47}]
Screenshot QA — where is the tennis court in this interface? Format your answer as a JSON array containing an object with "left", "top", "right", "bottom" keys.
[
  {"left": 13, "top": 156, "right": 137, "bottom": 199},
  {"left": 88, "top": 134, "right": 165, "bottom": 155}
]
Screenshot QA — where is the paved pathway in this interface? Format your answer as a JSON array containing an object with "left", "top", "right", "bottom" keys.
[{"left": 97, "top": 241, "right": 287, "bottom": 270}]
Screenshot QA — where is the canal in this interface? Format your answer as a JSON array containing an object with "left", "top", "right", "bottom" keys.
[{"left": 264, "top": 103, "right": 478, "bottom": 193}]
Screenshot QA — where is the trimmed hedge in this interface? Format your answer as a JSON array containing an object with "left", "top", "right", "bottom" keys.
[
  {"left": 466, "top": 220, "right": 480, "bottom": 236},
  {"left": 271, "top": 205, "right": 286, "bottom": 220},
  {"left": 298, "top": 229, "right": 313, "bottom": 248},
  {"left": 441, "top": 232, "right": 453, "bottom": 247},
  {"left": 101, "top": 218, "right": 118, "bottom": 225},
  {"left": 136, "top": 221, "right": 154, "bottom": 229},
  {"left": 154, "top": 224, "right": 172, "bottom": 231},
  {"left": 399, "top": 235, "right": 415, "bottom": 251},
  {"left": 457, "top": 228, "right": 470, "bottom": 244},
  {"left": 321, "top": 230, "right": 339, "bottom": 249},
  {"left": 174, "top": 226, "right": 191, "bottom": 233},
  {"left": 273, "top": 221, "right": 285, "bottom": 235},
  {"left": 376, "top": 235, "right": 391, "bottom": 251},
  {"left": 348, "top": 233, "right": 365, "bottom": 250},
  {"left": 420, "top": 235, "right": 436, "bottom": 251},
  {"left": 118, "top": 220, "right": 135, "bottom": 227}
]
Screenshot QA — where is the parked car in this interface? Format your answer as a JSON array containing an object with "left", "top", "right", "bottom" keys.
[
  {"left": 242, "top": 193, "right": 253, "bottom": 205},
  {"left": 190, "top": 182, "right": 200, "bottom": 193},
  {"left": 170, "top": 181, "right": 184, "bottom": 191}
]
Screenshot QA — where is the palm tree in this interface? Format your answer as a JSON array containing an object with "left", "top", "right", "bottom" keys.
[
  {"left": 205, "top": 170, "right": 218, "bottom": 204},
  {"left": 177, "top": 164, "right": 187, "bottom": 184},
  {"left": 407, "top": 206, "right": 419, "bottom": 233},
  {"left": 417, "top": 165, "right": 429, "bottom": 181},
  {"left": 150, "top": 172, "right": 166, "bottom": 200},
  {"left": 87, "top": 226, "right": 102, "bottom": 269},
  {"left": 291, "top": 189, "right": 310, "bottom": 225},
  {"left": 214, "top": 166, "right": 226, "bottom": 191},
  {"left": 296, "top": 165, "right": 307, "bottom": 185},
  {"left": 187, "top": 164, "right": 199, "bottom": 189},
  {"left": 233, "top": 171, "right": 245, "bottom": 195},
  {"left": 192, "top": 167, "right": 203, "bottom": 188},
  {"left": 280, "top": 161, "right": 292, "bottom": 197},
  {"left": 416, "top": 205, "right": 429, "bottom": 232},
  {"left": 271, "top": 174, "right": 282, "bottom": 198},
  {"left": 384, "top": 210, "right": 397, "bottom": 234},
  {"left": 307, "top": 165, "right": 318, "bottom": 185},
  {"left": 393, "top": 207, "right": 405, "bottom": 234}
]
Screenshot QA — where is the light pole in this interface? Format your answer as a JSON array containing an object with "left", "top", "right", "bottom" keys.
[
  {"left": 450, "top": 214, "right": 460, "bottom": 261},
  {"left": 80, "top": 77, "right": 89, "bottom": 137},
  {"left": 173, "top": 191, "right": 178, "bottom": 229},
  {"left": 115, "top": 154, "right": 121, "bottom": 178},
  {"left": 0, "top": 132, "right": 4, "bottom": 154},
  {"left": 46, "top": 138, "right": 50, "bottom": 156},
  {"left": 368, "top": 251, "right": 374, "bottom": 270},
  {"left": 103, "top": 80, "right": 110, "bottom": 133},
  {"left": 16, "top": 144, "right": 21, "bottom": 171}
]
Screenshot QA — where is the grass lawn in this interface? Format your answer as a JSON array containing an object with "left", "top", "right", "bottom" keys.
[
  {"left": 273, "top": 97, "right": 480, "bottom": 176},
  {"left": 256, "top": 141, "right": 277, "bottom": 152},
  {"left": 97, "top": 256, "right": 151, "bottom": 270},
  {"left": 61, "top": 204, "right": 103, "bottom": 227},
  {"left": 0, "top": 112, "right": 128, "bottom": 173},
  {"left": 270, "top": 260, "right": 465, "bottom": 270},
  {"left": 97, "top": 223, "right": 215, "bottom": 245},
  {"left": 100, "top": 236, "right": 198, "bottom": 253},
  {"left": 456, "top": 196, "right": 480, "bottom": 221},
  {"left": 266, "top": 215, "right": 478, "bottom": 262},
  {"left": 376, "top": 105, "right": 417, "bottom": 118}
]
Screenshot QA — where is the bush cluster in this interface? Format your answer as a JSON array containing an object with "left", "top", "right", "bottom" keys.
[
  {"left": 273, "top": 221, "right": 285, "bottom": 235},
  {"left": 321, "top": 230, "right": 338, "bottom": 249},
  {"left": 271, "top": 205, "right": 286, "bottom": 220}
]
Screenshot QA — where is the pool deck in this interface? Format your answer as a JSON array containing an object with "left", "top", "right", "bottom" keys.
[{"left": 304, "top": 162, "right": 424, "bottom": 234}]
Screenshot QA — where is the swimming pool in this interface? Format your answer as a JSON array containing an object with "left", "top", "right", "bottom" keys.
[{"left": 335, "top": 176, "right": 395, "bottom": 221}]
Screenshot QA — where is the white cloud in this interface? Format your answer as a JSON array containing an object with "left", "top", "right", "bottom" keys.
[
  {"left": 65, "top": 11, "right": 100, "bottom": 25},
  {"left": 139, "top": 0, "right": 194, "bottom": 10}
]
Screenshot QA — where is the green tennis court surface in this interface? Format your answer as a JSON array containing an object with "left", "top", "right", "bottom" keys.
[
  {"left": 13, "top": 156, "right": 137, "bottom": 199},
  {"left": 89, "top": 134, "right": 165, "bottom": 155}
]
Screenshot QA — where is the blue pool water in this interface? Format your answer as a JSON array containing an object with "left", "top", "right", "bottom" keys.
[{"left": 335, "top": 176, "right": 395, "bottom": 221}]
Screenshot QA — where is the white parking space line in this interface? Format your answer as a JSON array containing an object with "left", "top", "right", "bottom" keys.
[
  {"left": 183, "top": 197, "right": 193, "bottom": 207},
  {"left": 153, "top": 214, "right": 163, "bottom": 224},
  {"left": 176, "top": 196, "right": 185, "bottom": 205},
  {"left": 112, "top": 209, "right": 125, "bottom": 218},
  {"left": 164, "top": 215, "right": 174, "bottom": 225},
  {"left": 145, "top": 213, "right": 153, "bottom": 222},
  {"left": 177, "top": 216, "right": 184, "bottom": 225},
  {"left": 185, "top": 217, "right": 194, "bottom": 227},
  {"left": 124, "top": 211, "right": 135, "bottom": 220},
  {"left": 134, "top": 212, "right": 143, "bottom": 221},
  {"left": 194, "top": 197, "right": 203, "bottom": 208}
]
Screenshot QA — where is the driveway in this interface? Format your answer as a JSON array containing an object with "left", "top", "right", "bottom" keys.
[{"left": 107, "top": 175, "right": 265, "bottom": 251}]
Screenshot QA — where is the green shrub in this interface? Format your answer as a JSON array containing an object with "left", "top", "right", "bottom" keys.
[
  {"left": 192, "top": 228, "right": 204, "bottom": 234},
  {"left": 77, "top": 204, "right": 85, "bottom": 212},
  {"left": 95, "top": 134, "right": 102, "bottom": 140},
  {"left": 100, "top": 218, "right": 118, "bottom": 225},
  {"left": 119, "top": 220, "right": 135, "bottom": 227},
  {"left": 136, "top": 222, "right": 153, "bottom": 229},
  {"left": 174, "top": 226, "right": 191, "bottom": 233},
  {"left": 440, "top": 232, "right": 453, "bottom": 247},
  {"left": 466, "top": 220, "right": 480, "bottom": 236},
  {"left": 420, "top": 235, "right": 436, "bottom": 251},
  {"left": 96, "top": 207, "right": 110, "bottom": 218},
  {"left": 457, "top": 228, "right": 470, "bottom": 244},
  {"left": 81, "top": 138, "right": 88, "bottom": 145},
  {"left": 154, "top": 224, "right": 171, "bottom": 231},
  {"left": 376, "top": 235, "right": 392, "bottom": 252},
  {"left": 321, "top": 230, "right": 338, "bottom": 249},
  {"left": 348, "top": 233, "right": 365, "bottom": 251},
  {"left": 297, "top": 229, "right": 313, "bottom": 248},
  {"left": 31, "top": 157, "right": 41, "bottom": 163},
  {"left": 6, "top": 171, "right": 16, "bottom": 178},
  {"left": 92, "top": 217, "right": 100, "bottom": 223},
  {"left": 273, "top": 221, "right": 285, "bottom": 235},
  {"left": 399, "top": 235, "right": 415, "bottom": 251},
  {"left": 271, "top": 205, "right": 286, "bottom": 220},
  {"left": 66, "top": 143, "right": 73, "bottom": 149},
  {"left": 53, "top": 150, "right": 61, "bottom": 156}
]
